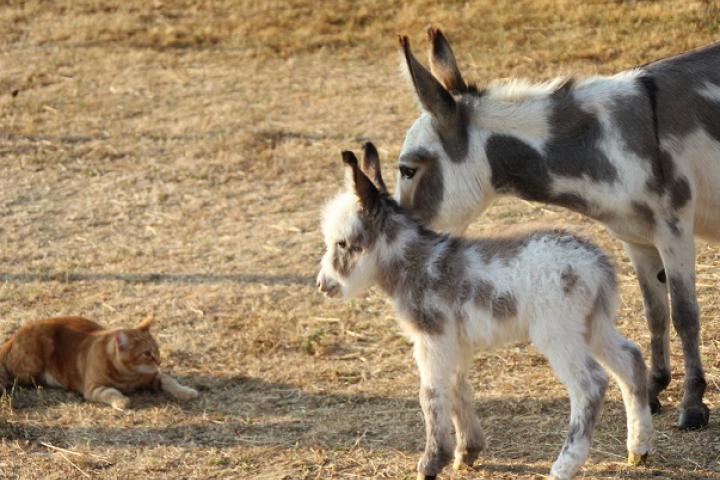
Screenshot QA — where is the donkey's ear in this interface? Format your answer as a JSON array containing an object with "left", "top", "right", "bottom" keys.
[
  {"left": 399, "top": 35, "right": 456, "bottom": 127},
  {"left": 136, "top": 314, "right": 154, "bottom": 332},
  {"left": 361, "top": 142, "right": 387, "bottom": 194},
  {"left": 427, "top": 26, "right": 467, "bottom": 94},
  {"left": 342, "top": 150, "right": 380, "bottom": 213}
]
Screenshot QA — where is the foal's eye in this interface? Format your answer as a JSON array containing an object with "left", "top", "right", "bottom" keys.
[
  {"left": 399, "top": 165, "right": 417, "bottom": 180},
  {"left": 144, "top": 352, "right": 152, "bottom": 358},
  {"left": 337, "top": 240, "right": 347, "bottom": 249}
]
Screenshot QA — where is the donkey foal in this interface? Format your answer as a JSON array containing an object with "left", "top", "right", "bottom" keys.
[{"left": 317, "top": 144, "right": 653, "bottom": 480}]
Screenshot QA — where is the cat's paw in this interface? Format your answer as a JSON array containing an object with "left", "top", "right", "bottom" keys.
[
  {"left": 174, "top": 385, "right": 199, "bottom": 400},
  {"left": 111, "top": 396, "right": 131, "bottom": 410}
]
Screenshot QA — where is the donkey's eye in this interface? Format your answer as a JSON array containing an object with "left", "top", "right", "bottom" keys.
[
  {"left": 399, "top": 165, "right": 417, "bottom": 180},
  {"left": 337, "top": 240, "right": 347, "bottom": 249}
]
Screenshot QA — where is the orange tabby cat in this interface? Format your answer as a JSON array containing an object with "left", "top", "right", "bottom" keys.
[{"left": 0, "top": 316, "right": 198, "bottom": 409}]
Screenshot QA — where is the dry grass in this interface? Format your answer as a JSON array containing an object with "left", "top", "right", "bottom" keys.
[{"left": 1, "top": 0, "right": 719, "bottom": 478}]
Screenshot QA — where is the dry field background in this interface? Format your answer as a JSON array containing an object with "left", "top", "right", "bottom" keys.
[{"left": 1, "top": 0, "right": 720, "bottom": 478}]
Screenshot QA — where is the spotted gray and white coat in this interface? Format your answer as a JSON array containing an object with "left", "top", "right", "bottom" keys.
[
  {"left": 317, "top": 145, "right": 652, "bottom": 480},
  {"left": 395, "top": 28, "right": 720, "bottom": 430}
]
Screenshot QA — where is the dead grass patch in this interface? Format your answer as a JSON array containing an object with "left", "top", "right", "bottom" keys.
[{"left": 1, "top": 0, "right": 719, "bottom": 478}]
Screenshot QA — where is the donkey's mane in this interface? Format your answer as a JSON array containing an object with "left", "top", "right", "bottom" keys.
[{"left": 477, "top": 76, "right": 573, "bottom": 103}]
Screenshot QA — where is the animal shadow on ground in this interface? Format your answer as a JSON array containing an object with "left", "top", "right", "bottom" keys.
[
  {"left": 0, "top": 272, "right": 313, "bottom": 287},
  {"left": 0, "top": 375, "right": 707, "bottom": 479},
  {"left": 2, "top": 374, "right": 695, "bottom": 479}
]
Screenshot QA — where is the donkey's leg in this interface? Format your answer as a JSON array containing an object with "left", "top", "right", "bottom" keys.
[
  {"left": 590, "top": 327, "right": 653, "bottom": 464},
  {"left": 623, "top": 241, "right": 670, "bottom": 414},
  {"left": 450, "top": 355, "right": 485, "bottom": 470},
  {"left": 657, "top": 233, "right": 709, "bottom": 429},
  {"left": 534, "top": 331, "right": 608, "bottom": 480},
  {"left": 414, "top": 338, "right": 456, "bottom": 480}
]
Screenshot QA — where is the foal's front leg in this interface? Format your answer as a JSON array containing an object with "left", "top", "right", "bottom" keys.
[
  {"left": 414, "top": 339, "right": 455, "bottom": 480},
  {"left": 451, "top": 357, "right": 485, "bottom": 470}
]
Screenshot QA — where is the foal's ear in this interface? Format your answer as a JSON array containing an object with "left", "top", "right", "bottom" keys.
[
  {"left": 136, "top": 314, "right": 154, "bottom": 332},
  {"left": 361, "top": 142, "right": 387, "bottom": 194},
  {"left": 342, "top": 150, "right": 380, "bottom": 213},
  {"left": 427, "top": 26, "right": 467, "bottom": 94},
  {"left": 399, "top": 35, "right": 457, "bottom": 128}
]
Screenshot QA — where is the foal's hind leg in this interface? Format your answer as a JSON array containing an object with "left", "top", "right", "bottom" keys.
[
  {"left": 533, "top": 331, "right": 608, "bottom": 480},
  {"left": 590, "top": 327, "right": 653, "bottom": 464},
  {"left": 450, "top": 355, "right": 485, "bottom": 470}
]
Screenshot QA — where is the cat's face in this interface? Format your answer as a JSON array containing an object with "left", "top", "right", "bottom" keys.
[{"left": 115, "top": 318, "right": 161, "bottom": 374}]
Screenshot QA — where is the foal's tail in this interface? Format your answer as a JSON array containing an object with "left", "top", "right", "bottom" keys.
[{"left": 588, "top": 253, "right": 619, "bottom": 343}]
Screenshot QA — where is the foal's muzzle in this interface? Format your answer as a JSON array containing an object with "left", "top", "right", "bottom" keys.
[{"left": 316, "top": 273, "right": 340, "bottom": 298}]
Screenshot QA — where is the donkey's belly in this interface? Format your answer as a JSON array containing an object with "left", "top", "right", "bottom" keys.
[
  {"left": 692, "top": 156, "right": 720, "bottom": 242},
  {"left": 695, "top": 208, "right": 720, "bottom": 242},
  {"left": 686, "top": 132, "right": 720, "bottom": 242}
]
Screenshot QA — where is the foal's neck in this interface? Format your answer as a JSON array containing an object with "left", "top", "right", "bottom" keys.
[{"left": 374, "top": 210, "right": 451, "bottom": 297}]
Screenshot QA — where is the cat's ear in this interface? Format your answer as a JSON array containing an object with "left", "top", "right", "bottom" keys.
[
  {"left": 136, "top": 314, "right": 154, "bottom": 332},
  {"left": 115, "top": 331, "right": 128, "bottom": 350}
]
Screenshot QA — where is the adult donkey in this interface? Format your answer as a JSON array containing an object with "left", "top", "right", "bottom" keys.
[{"left": 395, "top": 28, "right": 720, "bottom": 429}]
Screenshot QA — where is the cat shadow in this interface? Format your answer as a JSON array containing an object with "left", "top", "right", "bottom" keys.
[
  {"left": 2, "top": 383, "right": 196, "bottom": 413},
  {"left": 2, "top": 383, "right": 84, "bottom": 410}
]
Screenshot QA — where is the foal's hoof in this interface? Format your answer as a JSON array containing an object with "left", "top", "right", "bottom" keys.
[
  {"left": 649, "top": 397, "right": 662, "bottom": 415},
  {"left": 677, "top": 403, "right": 710, "bottom": 430},
  {"left": 452, "top": 450, "right": 480, "bottom": 470},
  {"left": 628, "top": 451, "right": 648, "bottom": 466},
  {"left": 452, "top": 457, "right": 471, "bottom": 471},
  {"left": 416, "top": 475, "right": 436, "bottom": 480}
]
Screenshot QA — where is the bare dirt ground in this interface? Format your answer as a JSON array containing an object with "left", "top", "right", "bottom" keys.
[{"left": 1, "top": 1, "right": 720, "bottom": 478}]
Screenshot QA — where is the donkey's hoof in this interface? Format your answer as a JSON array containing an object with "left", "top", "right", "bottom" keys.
[
  {"left": 417, "top": 474, "right": 436, "bottom": 480},
  {"left": 677, "top": 403, "right": 710, "bottom": 430},
  {"left": 649, "top": 397, "right": 662, "bottom": 415},
  {"left": 628, "top": 451, "right": 648, "bottom": 466}
]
